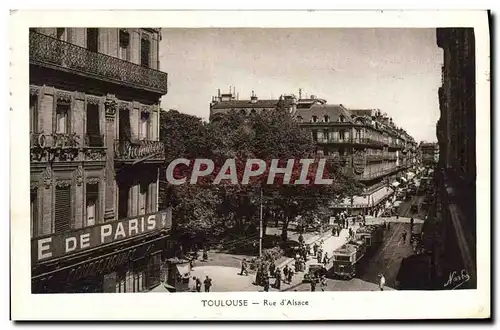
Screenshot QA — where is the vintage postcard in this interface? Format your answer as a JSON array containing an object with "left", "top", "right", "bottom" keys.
[{"left": 10, "top": 10, "right": 490, "bottom": 320}]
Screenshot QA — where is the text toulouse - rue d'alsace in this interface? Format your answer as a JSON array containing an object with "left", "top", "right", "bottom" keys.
[{"left": 201, "top": 300, "right": 309, "bottom": 307}]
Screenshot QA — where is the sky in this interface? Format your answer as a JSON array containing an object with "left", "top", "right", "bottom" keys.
[{"left": 159, "top": 28, "right": 442, "bottom": 142}]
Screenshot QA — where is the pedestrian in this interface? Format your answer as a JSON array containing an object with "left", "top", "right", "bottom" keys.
[
  {"left": 194, "top": 276, "right": 202, "bottom": 292},
  {"left": 298, "top": 233, "right": 304, "bottom": 245},
  {"left": 378, "top": 274, "right": 386, "bottom": 291},
  {"left": 263, "top": 276, "right": 270, "bottom": 292},
  {"left": 317, "top": 248, "right": 323, "bottom": 262},
  {"left": 310, "top": 278, "right": 316, "bottom": 292},
  {"left": 402, "top": 230, "right": 407, "bottom": 243},
  {"left": 274, "top": 268, "right": 282, "bottom": 290},
  {"left": 283, "top": 265, "right": 289, "bottom": 282},
  {"left": 287, "top": 268, "right": 294, "bottom": 284},
  {"left": 269, "top": 261, "right": 276, "bottom": 277},
  {"left": 204, "top": 276, "right": 212, "bottom": 292},
  {"left": 320, "top": 275, "right": 327, "bottom": 292},
  {"left": 240, "top": 258, "right": 249, "bottom": 276},
  {"left": 323, "top": 252, "right": 329, "bottom": 266},
  {"left": 313, "top": 242, "right": 318, "bottom": 256},
  {"left": 202, "top": 249, "right": 208, "bottom": 261}
]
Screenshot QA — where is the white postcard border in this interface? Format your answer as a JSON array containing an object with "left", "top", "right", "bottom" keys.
[{"left": 10, "top": 10, "right": 490, "bottom": 320}]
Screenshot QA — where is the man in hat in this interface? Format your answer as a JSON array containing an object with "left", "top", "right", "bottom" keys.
[{"left": 320, "top": 275, "right": 327, "bottom": 292}]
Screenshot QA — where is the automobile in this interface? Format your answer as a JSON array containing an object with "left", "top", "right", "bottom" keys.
[
  {"left": 303, "top": 263, "right": 328, "bottom": 283},
  {"left": 281, "top": 240, "right": 302, "bottom": 258}
]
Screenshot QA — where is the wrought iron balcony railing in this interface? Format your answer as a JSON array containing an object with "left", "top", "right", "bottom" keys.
[
  {"left": 30, "top": 132, "right": 107, "bottom": 162},
  {"left": 29, "top": 31, "right": 169, "bottom": 94},
  {"left": 114, "top": 139, "right": 165, "bottom": 162}
]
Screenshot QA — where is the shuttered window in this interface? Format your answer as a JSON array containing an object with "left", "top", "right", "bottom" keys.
[
  {"left": 140, "top": 37, "right": 150, "bottom": 67},
  {"left": 54, "top": 185, "right": 71, "bottom": 233},
  {"left": 86, "top": 103, "right": 102, "bottom": 147},
  {"left": 30, "top": 188, "right": 38, "bottom": 238},
  {"left": 30, "top": 95, "right": 37, "bottom": 133}
]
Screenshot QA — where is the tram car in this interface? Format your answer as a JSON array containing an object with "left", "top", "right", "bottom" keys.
[
  {"left": 355, "top": 224, "right": 385, "bottom": 249},
  {"left": 331, "top": 239, "right": 366, "bottom": 279}
]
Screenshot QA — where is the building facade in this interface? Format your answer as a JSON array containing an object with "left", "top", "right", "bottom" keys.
[
  {"left": 209, "top": 88, "right": 297, "bottom": 119},
  {"left": 429, "top": 28, "right": 476, "bottom": 288},
  {"left": 296, "top": 104, "right": 418, "bottom": 214},
  {"left": 419, "top": 142, "right": 440, "bottom": 165},
  {"left": 29, "top": 28, "right": 173, "bottom": 293},
  {"left": 209, "top": 90, "right": 418, "bottom": 215}
]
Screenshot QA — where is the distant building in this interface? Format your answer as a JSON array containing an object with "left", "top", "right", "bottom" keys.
[
  {"left": 296, "top": 101, "right": 418, "bottom": 215},
  {"left": 419, "top": 142, "right": 439, "bottom": 165},
  {"left": 209, "top": 88, "right": 297, "bottom": 119}
]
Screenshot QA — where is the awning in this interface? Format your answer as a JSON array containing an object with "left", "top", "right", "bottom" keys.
[
  {"left": 331, "top": 186, "right": 393, "bottom": 209},
  {"left": 391, "top": 181, "right": 400, "bottom": 188},
  {"left": 175, "top": 263, "right": 191, "bottom": 277}
]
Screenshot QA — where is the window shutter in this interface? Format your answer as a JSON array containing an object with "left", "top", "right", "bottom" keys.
[{"left": 55, "top": 185, "right": 71, "bottom": 233}]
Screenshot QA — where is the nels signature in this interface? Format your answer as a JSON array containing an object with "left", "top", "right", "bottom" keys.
[{"left": 444, "top": 269, "right": 471, "bottom": 288}]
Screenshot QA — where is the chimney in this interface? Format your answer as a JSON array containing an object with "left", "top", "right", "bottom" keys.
[
  {"left": 299, "top": 88, "right": 302, "bottom": 100},
  {"left": 218, "top": 89, "right": 221, "bottom": 97},
  {"left": 250, "top": 90, "right": 258, "bottom": 104}
]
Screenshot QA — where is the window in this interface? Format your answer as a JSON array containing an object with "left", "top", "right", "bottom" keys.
[
  {"left": 311, "top": 115, "right": 318, "bottom": 123},
  {"left": 339, "top": 115, "right": 345, "bottom": 123},
  {"left": 30, "top": 95, "right": 37, "bottom": 133},
  {"left": 56, "top": 28, "right": 66, "bottom": 41},
  {"left": 311, "top": 130, "right": 318, "bottom": 142},
  {"left": 119, "top": 30, "right": 130, "bottom": 61},
  {"left": 324, "top": 115, "right": 329, "bottom": 122},
  {"left": 139, "top": 112, "right": 150, "bottom": 140},
  {"left": 87, "top": 28, "right": 99, "bottom": 52},
  {"left": 86, "top": 103, "right": 102, "bottom": 147},
  {"left": 339, "top": 130, "right": 346, "bottom": 140},
  {"left": 54, "top": 185, "right": 71, "bottom": 234},
  {"left": 56, "top": 103, "right": 70, "bottom": 134},
  {"left": 86, "top": 183, "right": 99, "bottom": 226},
  {"left": 118, "top": 184, "right": 130, "bottom": 219},
  {"left": 296, "top": 116, "right": 303, "bottom": 122},
  {"left": 30, "top": 188, "right": 38, "bottom": 238},
  {"left": 139, "top": 182, "right": 149, "bottom": 215},
  {"left": 140, "top": 36, "right": 151, "bottom": 67}
]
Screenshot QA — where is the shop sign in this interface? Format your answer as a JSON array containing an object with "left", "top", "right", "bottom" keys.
[{"left": 32, "top": 209, "right": 172, "bottom": 263}]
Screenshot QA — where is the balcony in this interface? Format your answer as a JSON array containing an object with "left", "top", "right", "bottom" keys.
[
  {"left": 30, "top": 132, "right": 107, "bottom": 162},
  {"left": 316, "top": 137, "right": 385, "bottom": 148},
  {"left": 114, "top": 139, "right": 165, "bottom": 164},
  {"left": 29, "top": 31, "right": 168, "bottom": 94}
]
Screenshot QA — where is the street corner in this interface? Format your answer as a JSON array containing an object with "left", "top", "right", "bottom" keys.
[{"left": 190, "top": 265, "right": 261, "bottom": 292}]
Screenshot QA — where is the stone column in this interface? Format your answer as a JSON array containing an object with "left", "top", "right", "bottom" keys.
[{"left": 104, "top": 96, "right": 117, "bottom": 221}]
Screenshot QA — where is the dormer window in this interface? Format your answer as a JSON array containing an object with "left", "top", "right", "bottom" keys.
[
  {"left": 339, "top": 115, "right": 345, "bottom": 123},
  {"left": 324, "top": 115, "right": 329, "bottom": 122},
  {"left": 296, "top": 116, "right": 303, "bottom": 122},
  {"left": 311, "top": 115, "right": 318, "bottom": 123},
  {"left": 240, "top": 109, "right": 247, "bottom": 115}
]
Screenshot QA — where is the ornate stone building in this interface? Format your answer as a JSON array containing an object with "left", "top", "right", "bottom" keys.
[
  {"left": 296, "top": 104, "right": 418, "bottom": 214},
  {"left": 29, "top": 28, "right": 172, "bottom": 293}
]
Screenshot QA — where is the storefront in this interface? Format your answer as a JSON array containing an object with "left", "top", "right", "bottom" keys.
[{"left": 31, "top": 210, "right": 174, "bottom": 294}]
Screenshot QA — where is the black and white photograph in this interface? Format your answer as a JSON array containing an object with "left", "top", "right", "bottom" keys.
[{"left": 10, "top": 9, "right": 490, "bottom": 320}]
